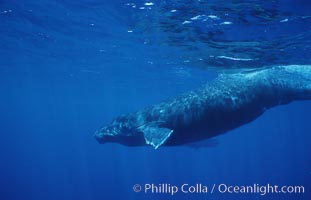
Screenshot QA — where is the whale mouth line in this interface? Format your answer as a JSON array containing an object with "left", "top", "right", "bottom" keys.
[{"left": 95, "top": 135, "right": 116, "bottom": 144}]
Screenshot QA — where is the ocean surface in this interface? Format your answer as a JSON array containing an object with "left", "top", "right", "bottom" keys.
[{"left": 0, "top": 0, "right": 311, "bottom": 200}]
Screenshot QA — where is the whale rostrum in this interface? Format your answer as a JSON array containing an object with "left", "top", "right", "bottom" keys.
[{"left": 95, "top": 65, "right": 311, "bottom": 149}]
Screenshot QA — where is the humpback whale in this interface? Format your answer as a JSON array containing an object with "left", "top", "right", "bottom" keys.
[{"left": 95, "top": 65, "right": 311, "bottom": 149}]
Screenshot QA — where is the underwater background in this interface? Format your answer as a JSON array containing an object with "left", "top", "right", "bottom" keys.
[{"left": 0, "top": 0, "right": 311, "bottom": 199}]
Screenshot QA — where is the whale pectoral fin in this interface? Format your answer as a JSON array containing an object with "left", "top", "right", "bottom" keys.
[{"left": 142, "top": 126, "right": 173, "bottom": 149}]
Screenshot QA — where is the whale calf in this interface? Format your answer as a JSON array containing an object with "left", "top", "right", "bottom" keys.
[{"left": 95, "top": 65, "right": 311, "bottom": 149}]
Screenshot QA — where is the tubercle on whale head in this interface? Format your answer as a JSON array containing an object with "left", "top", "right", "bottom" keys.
[
  {"left": 94, "top": 114, "right": 144, "bottom": 145},
  {"left": 94, "top": 124, "right": 119, "bottom": 144}
]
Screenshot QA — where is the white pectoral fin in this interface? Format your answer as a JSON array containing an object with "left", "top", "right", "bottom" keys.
[{"left": 141, "top": 125, "right": 173, "bottom": 149}]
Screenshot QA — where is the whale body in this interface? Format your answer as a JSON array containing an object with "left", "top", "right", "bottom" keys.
[{"left": 94, "top": 65, "right": 311, "bottom": 149}]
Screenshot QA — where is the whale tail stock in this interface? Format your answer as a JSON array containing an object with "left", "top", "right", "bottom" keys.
[
  {"left": 270, "top": 65, "right": 311, "bottom": 101},
  {"left": 241, "top": 65, "right": 311, "bottom": 102}
]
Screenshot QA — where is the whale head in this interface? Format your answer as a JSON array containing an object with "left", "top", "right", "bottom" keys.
[
  {"left": 94, "top": 114, "right": 146, "bottom": 146},
  {"left": 94, "top": 112, "right": 174, "bottom": 149}
]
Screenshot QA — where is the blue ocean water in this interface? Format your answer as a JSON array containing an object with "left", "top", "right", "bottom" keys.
[{"left": 0, "top": 0, "right": 311, "bottom": 200}]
